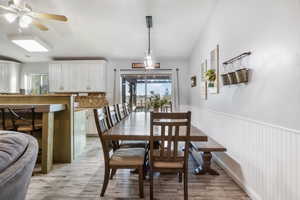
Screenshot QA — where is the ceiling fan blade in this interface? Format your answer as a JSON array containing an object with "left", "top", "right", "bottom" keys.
[
  {"left": 0, "top": 5, "right": 16, "bottom": 13},
  {"left": 32, "top": 20, "right": 49, "bottom": 31},
  {"left": 30, "top": 12, "right": 68, "bottom": 22}
]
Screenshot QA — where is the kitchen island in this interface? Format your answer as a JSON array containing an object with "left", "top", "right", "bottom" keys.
[
  {"left": 0, "top": 104, "right": 66, "bottom": 173},
  {"left": 0, "top": 94, "right": 75, "bottom": 172}
]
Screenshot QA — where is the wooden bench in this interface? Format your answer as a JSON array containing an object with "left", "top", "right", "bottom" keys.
[{"left": 190, "top": 137, "right": 226, "bottom": 175}]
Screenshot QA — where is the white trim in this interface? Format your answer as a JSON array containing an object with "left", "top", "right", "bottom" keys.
[
  {"left": 119, "top": 69, "right": 173, "bottom": 75},
  {"left": 0, "top": 60, "right": 20, "bottom": 64},
  {"left": 187, "top": 105, "right": 300, "bottom": 200},
  {"left": 213, "top": 154, "right": 261, "bottom": 200},
  {"left": 206, "top": 109, "right": 300, "bottom": 134},
  {"left": 50, "top": 60, "right": 106, "bottom": 65}
]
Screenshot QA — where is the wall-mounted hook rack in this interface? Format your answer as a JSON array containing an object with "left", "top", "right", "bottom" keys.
[{"left": 223, "top": 52, "right": 251, "bottom": 65}]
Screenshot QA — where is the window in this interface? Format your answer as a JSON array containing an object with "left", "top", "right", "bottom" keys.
[{"left": 26, "top": 74, "right": 49, "bottom": 94}]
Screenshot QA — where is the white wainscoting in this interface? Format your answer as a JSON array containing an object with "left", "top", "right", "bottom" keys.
[{"left": 182, "top": 105, "right": 300, "bottom": 200}]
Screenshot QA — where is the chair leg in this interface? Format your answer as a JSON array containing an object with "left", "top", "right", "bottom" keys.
[
  {"left": 183, "top": 171, "right": 188, "bottom": 200},
  {"left": 138, "top": 167, "right": 144, "bottom": 198},
  {"left": 143, "top": 144, "right": 150, "bottom": 180},
  {"left": 110, "top": 169, "right": 117, "bottom": 179},
  {"left": 143, "top": 150, "right": 149, "bottom": 180},
  {"left": 178, "top": 172, "right": 182, "bottom": 183},
  {"left": 150, "top": 169, "right": 154, "bottom": 200},
  {"left": 100, "top": 165, "right": 110, "bottom": 197},
  {"left": 143, "top": 162, "right": 147, "bottom": 180}
]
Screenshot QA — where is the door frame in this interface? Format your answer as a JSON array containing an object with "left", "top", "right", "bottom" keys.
[{"left": 119, "top": 69, "right": 174, "bottom": 112}]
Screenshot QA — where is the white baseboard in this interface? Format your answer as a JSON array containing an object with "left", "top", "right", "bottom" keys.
[{"left": 213, "top": 154, "right": 261, "bottom": 200}]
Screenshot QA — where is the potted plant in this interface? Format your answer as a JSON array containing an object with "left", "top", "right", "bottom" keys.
[
  {"left": 160, "top": 98, "right": 168, "bottom": 107},
  {"left": 150, "top": 96, "right": 161, "bottom": 112},
  {"left": 205, "top": 69, "right": 216, "bottom": 88}
]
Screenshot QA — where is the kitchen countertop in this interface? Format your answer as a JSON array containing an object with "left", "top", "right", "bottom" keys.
[
  {"left": 0, "top": 94, "right": 75, "bottom": 97},
  {"left": 74, "top": 108, "right": 90, "bottom": 112},
  {"left": 0, "top": 104, "right": 66, "bottom": 112}
]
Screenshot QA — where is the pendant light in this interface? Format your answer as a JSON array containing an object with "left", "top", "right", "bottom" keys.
[{"left": 144, "top": 16, "right": 155, "bottom": 69}]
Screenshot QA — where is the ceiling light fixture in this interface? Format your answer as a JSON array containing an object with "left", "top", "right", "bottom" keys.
[
  {"left": 0, "top": 0, "right": 68, "bottom": 31},
  {"left": 144, "top": 16, "right": 155, "bottom": 69},
  {"left": 4, "top": 13, "right": 17, "bottom": 23},
  {"left": 8, "top": 35, "right": 51, "bottom": 52},
  {"left": 19, "top": 15, "right": 33, "bottom": 28}
]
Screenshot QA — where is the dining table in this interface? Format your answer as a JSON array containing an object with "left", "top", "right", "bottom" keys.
[{"left": 103, "top": 112, "right": 208, "bottom": 142}]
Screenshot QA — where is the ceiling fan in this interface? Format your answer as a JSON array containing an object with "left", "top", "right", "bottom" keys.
[{"left": 0, "top": 0, "right": 68, "bottom": 31}]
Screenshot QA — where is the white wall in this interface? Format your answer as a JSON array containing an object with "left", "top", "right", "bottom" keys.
[{"left": 187, "top": 0, "right": 300, "bottom": 199}]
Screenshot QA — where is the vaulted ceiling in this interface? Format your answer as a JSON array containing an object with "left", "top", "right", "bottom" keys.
[{"left": 0, "top": 0, "right": 216, "bottom": 62}]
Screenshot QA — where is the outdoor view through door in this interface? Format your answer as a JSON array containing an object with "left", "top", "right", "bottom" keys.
[{"left": 121, "top": 74, "right": 172, "bottom": 112}]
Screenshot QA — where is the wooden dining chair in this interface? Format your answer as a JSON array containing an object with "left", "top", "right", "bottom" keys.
[
  {"left": 94, "top": 108, "right": 145, "bottom": 198},
  {"left": 106, "top": 104, "right": 146, "bottom": 149},
  {"left": 0, "top": 108, "right": 16, "bottom": 131},
  {"left": 1, "top": 108, "right": 8, "bottom": 130},
  {"left": 116, "top": 104, "right": 126, "bottom": 120},
  {"left": 149, "top": 111, "right": 191, "bottom": 200},
  {"left": 124, "top": 103, "right": 131, "bottom": 115},
  {"left": 102, "top": 106, "right": 113, "bottom": 129},
  {"left": 160, "top": 102, "right": 173, "bottom": 112},
  {"left": 7, "top": 107, "right": 42, "bottom": 135},
  {"left": 1, "top": 108, "right": 6, "bottom": 130},
  {"left": 107, "top": 105, "right": 120, "bottom": 126},
  {"left": 123, "top": 103, "right": 128, "bottom": 116}
]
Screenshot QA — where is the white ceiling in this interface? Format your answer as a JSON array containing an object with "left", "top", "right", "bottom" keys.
[{"left": 0, "top": 0, "right": 216, "bottom": 62}]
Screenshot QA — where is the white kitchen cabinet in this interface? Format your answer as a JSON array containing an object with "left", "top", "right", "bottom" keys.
[
  {"left": 90, "top": 64, "right": 106, "bottom": 92},
  {"left": 49, "top": 63, "right": 63, "bottom": 92},
  {"left": 62, "top": 63, "right": 73, "bottom": 92},
  {"left": 49, "top": 60, "right": 107, "bottom": 93},
  {"left": 74, "top": 63, "right": 89, "bottom": 92},
  {"left": 0, "top": 61, "right": 20, "bottom": 93}
]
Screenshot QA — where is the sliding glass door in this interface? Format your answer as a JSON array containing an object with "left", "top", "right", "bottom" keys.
[{"left": 121, "top": 74, "right": 172, "bottom": 112}]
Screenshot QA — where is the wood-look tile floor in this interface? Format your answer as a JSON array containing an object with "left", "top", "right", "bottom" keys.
[{"left": 26, "top": 138, "right": 251, "bottom": 200}]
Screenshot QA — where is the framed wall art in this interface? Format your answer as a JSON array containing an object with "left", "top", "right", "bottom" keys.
[
  {"left": 191, "top": 76, "right": 197, "bottom": 87},
  {"left": 207, "top": 45, "right": 220, "bottom": 94},
  {"left": 200, "top": 60, "right": 207, "bottom": 100},
  {"left": 132, "top": 63, "right": 160, "bottom": 69}
]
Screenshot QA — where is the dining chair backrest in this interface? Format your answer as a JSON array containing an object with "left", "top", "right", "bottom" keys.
[
  {"left": 94, "top": 108, "right": 114, "bottom": 160},
  {"left": 125, "top": 103, "right": 131, "bottom": 114},
  {"left": 0, "top": 108, "right": 5, "bottom": 130},
  {"left": 117, "top": 104, "right": 126, "bottom": 119},
  {"left": 123, "top": 103, "right": 130, "bottom": 116},
  {"left": 160, "top": 102, "right": 173, "bottom": 113},
  {"left": 122, "top": 103, "right": 128, "bottom": 117},
  {"left": 150, "top": 111, "right": 191, "bottom": 164},
  {"left": 123, "top": 103, "right": 127, "bottom": 116},
  {"left": 94, "top": 108, "right": 109, "bottom": 134},
  {"left": 108, "top": 105, "right": 120, "bottom": 126},
  {"left": 7, "top": 107, "right": 37, "bottom": 131},
  {"left": 103, "top": 106, "right": 113, "bottom": 129}
]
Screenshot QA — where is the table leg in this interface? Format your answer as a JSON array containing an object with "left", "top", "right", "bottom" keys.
[
  {"left": 42, "top": 112, "right": 54, "bottom": 174},
  {"left": 194, "top": 152, "right": 219, "bottom": 175}
]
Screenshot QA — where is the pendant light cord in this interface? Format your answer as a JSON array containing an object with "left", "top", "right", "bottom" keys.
[{"left": 148, "top": 27, "right": 151, "bottom": 55}]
